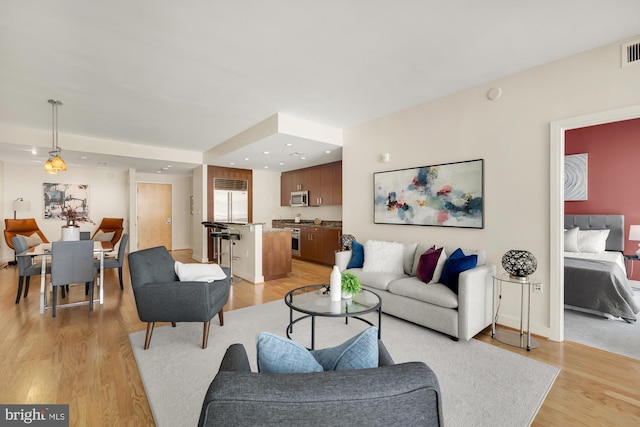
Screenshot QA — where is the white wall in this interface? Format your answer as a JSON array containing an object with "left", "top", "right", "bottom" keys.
[
  {"left": 1, "top": 163, "right": 128, "bottom": 261},
  {"left": 343, "top": 35, "right": 640, "bottom": 338}
]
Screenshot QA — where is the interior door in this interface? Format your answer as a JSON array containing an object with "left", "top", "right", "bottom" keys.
[{"left": 137, "top": 183, "right": 172, "bottom": 251}]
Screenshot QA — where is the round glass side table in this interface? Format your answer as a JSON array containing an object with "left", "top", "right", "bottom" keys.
[{"left": 491, "top": 272, "right": 541, "bottom": 351}]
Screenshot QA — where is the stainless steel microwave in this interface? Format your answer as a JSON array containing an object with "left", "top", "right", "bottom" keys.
[{"left": 290, "top": 191, "right": 309, "bottom": 207}]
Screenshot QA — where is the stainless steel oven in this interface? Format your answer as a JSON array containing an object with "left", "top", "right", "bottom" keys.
[{"left": 285, "top": 227, "right": 301, "bottom": 257}]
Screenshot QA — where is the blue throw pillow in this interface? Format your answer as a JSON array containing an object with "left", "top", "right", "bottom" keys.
[
  {"left": 311, "top": 327, "right": 378, "bottom": 371},
  {"left": 256, "top": 332, "right": 323, "bottom": 373},
  {"left": 440, "top": 248, "right": 478, "bottom": 294},
  {"left": 346, "top": 240, "right": 364, "bottom": 269}
]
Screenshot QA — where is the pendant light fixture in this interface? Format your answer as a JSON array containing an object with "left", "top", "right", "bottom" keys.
[{"left": 44, "top": 99, "right": 67, "bottom": 174}]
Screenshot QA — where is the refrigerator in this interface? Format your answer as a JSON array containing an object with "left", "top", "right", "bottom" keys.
[{"left": 213, "top": 178, "right": 249, "bottom": 224}]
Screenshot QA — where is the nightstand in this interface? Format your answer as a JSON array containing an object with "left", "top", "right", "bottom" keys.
[{"left": 623, "top": 254, "right": 639, "bottom": 278}]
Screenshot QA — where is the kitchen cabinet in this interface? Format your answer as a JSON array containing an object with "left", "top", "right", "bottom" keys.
[
  {"left": 280, "top": 161, "right": 342, "bottom": 206},
  {"left": 299, "top": 226, "right": 341, "bottom": 265}
]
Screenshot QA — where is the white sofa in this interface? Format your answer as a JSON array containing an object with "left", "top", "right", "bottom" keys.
[{"left": 335, "top": 242, "right": 496, "bottom": 341}]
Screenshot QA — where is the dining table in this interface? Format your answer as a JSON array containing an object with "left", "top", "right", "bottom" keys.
[{"left": 18, "top": 241, "right": 114, "bottom": 314}]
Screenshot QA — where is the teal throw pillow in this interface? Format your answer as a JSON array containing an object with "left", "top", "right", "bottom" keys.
[
  {"left": 256, "top": 332, "right": 323, "bottom": 373},
  {"left": 310, "top": 327, "right": 378, "bottom": 371},
  {"left": 440, "top": 248, "right": 477, "bottom": 294},
  {"left": 346, "top": 240, "right": 364, "bottom": 269}
]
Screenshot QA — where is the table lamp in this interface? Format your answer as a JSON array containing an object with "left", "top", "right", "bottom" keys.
[
  {"left": 628, "top": 225, "right": 640, "bottom": 256},
  {"left": 501, "top": 249, "right": 537, "bottom": 282}
]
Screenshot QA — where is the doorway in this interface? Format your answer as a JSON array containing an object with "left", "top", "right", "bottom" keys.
[
  {"left": 137, "top": 183, "right": 172, "bottom": 251},
  {"left": 549, "top": 104, "right": 640, "bottom": 342}
]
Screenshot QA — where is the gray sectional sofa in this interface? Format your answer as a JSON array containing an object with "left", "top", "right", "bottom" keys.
[{"left": 336, "top": 242, "right": 496, "bottom": 341}]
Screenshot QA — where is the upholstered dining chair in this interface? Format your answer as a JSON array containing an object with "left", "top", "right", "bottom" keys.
[
  {"left": 91, "top": 218, "right": 124, "bottom": 246},
  {"left": 128, "top": 246, "right": 231, "bottom": 349},
  {"left": 95, "top": 233, "right": 128, "bottom": 290},
  {"left": 12, "top": 235, "right": 51, "bottom": 304},
  {"left": 50, "top": 240, "right": 97, "bottom": 318}
]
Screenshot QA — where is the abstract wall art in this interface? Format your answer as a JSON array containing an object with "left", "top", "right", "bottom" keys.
[
  {"left": 43, "top": 183, "right": 90, "bottom": 220},
  {"left": 564, "top": 153, "right": 588, "bottom": 201},
  {"left": 374, "top": 159, "right": 484, "bottom": 228}
]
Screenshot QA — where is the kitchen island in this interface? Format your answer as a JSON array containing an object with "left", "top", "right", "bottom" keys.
[{"left": 214, "top": 223, "right": 292, "bottom": 283}]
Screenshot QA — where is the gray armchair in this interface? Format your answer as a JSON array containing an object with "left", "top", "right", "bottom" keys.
[
  {"left": 198, "top": 341, "right": 444, "bottom": 427},
  {"left": 128, "top": 246, "right": 231, "bottom": 350}
]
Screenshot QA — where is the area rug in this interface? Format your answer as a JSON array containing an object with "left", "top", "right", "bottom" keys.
[
  {"left": 564, "top": 287, "right": 640, "bottom": 360},
  {"left": 129, "top": 300, "right": 559, "bottom": 427}
]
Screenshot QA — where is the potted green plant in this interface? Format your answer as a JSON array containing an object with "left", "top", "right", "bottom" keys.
[{"left": 341, "top": 271, "right": 362, "bottom": 299}]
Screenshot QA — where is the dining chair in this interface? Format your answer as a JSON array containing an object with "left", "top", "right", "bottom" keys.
[
  {"left": 91, "top": 218, "right": 124, "bottom": 246},
  {"left": 12, "top": 235, "right": 51, "bottom": 304},
  {"left": 95, "top": 233, "right": 128, "bottom": 290},
  {"left": 50, "top": 240, "right": 97, "bottom": 318}
]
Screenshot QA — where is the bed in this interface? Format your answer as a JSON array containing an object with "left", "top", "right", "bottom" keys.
[{"left": 564, "top": 214, "right": 639, "bottom": 323}]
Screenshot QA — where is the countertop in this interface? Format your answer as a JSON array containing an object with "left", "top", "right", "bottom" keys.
[
  {"left": 272, "top": 219, "right": 342, "bottom": 230},
  {"left": 263, "top": 228, "right": 292, "bottom": 233}
]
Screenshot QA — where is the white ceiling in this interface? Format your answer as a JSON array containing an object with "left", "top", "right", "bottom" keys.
[{"left": 1, "top": 1, "right": 640, "bottom": 175}]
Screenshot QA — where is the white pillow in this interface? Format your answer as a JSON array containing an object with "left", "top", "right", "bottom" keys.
[
  {"left": 564, "top": 227, "right": 580, "bottom": 252},
  {"left": 362, "top": 240, "right": 405, "bottom": 275},
  {"left": 428, "top": 248, "right": 448, "bottom": 284},
  {"left": 577, "top": 229, "right": 610, "bottom": 253},
  {"left": 24, "top": 233, "right": 43, "bottom": 247},
  {"left": 174, "top": 261, "right": 227, "bottom": 282},
  {"left": 93, "top": 231, "right": 115, "bottom": 242}
]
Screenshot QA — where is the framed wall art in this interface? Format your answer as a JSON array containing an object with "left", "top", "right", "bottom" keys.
[
  {"left": 564, "top": 153, "right": 588, "bottom": 201},
  {"left": 43, "top": 183, "right": 90, "bottom": 220},
  {"left": 374, "top": 159, "right": 484, "bottom": 228}
]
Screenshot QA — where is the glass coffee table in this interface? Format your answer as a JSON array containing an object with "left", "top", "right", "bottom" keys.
[{"left": 284, "top": 284, "right": 382, "bottom": 349}]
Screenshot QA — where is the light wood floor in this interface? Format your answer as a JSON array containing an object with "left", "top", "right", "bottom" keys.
[{"left": 1, "top": 250, "right": 639, "bottom": 426}]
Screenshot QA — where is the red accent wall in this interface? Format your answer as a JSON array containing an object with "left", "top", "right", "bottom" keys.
[{"left": 565, "top": 118, "right": 640, "bottom": 279}]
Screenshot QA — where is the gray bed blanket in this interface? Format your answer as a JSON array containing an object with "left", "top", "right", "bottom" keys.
[{"left": 564, "top": 257, "right": 639, "bottom": 322}]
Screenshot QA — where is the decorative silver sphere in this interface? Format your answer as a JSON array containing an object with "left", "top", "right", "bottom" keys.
[{"left": 502, "top": 250, "right": 537, "bottom": 281}]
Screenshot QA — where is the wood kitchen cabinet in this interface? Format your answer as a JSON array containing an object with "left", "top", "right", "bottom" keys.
[
  {"left": 299, "top": 226, "right": 341, "bottom": 265},
  {"left": 280, "top": 161, "right": 342, "bottom": 206}
]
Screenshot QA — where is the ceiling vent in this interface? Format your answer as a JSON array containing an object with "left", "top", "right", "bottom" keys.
[{"left": 621, "top": 39, "right": 640, "bottom": 67}]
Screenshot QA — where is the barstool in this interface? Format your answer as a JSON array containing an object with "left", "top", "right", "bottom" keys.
[
  {"left": 201, "top": 222, "right": 223, "bottom": 264},
  {"left": 220, "top": 226, "right": 241, "bottom": 283}
]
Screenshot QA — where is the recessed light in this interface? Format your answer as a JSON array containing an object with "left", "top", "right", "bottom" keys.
[
  {"left": 264, "top": 166, "right": 269, "bottom": 169},
  {"left": 244, "top": 157, "right": 249, "bottom": 161},
  {"left": 229, "top": 162, "right": 235, "bottom": 165},
  {"left": 263, "top": 151, "right": 269, "bottom": 155},
  {"left": 285, "top": 143, "right": 292, "bottom": 146},
  {"left": 162, "top": 167, "right": 168, "bottom": 171},
  {"left": 325, "top": 150, "right": 331, "bottom": 154},
  {"left": 300, "top": 157, "right": 306, "bottom": 160},
  {"left": 31, "top": 148, "right": 37, "bottom": 155},
  {"left": 80, "top": 155, "right": 88, "bottom": 160},
  {"left": 156, "top": 170, "right": 162, "bottom": 174},
  {"left": 279, "top": 162, "right": 284, "bottom": 165},
  {"left": 166, "top": 165, "right": 172, "bottom": 168}
]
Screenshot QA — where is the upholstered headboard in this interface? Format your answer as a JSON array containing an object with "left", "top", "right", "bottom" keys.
[{"left": 564, "top": 214, "right": 624, "bottom": 252}]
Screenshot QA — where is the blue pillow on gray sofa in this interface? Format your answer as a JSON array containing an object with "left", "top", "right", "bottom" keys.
[
  {"left": 347, "top": 240, "right": 365, "bottom": 269},
  {"left": 256, "top": 327, "right": 378, "bottom": 373},
  {"left": 440, "top": 248, "right": 477, "bottom": 294}
]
